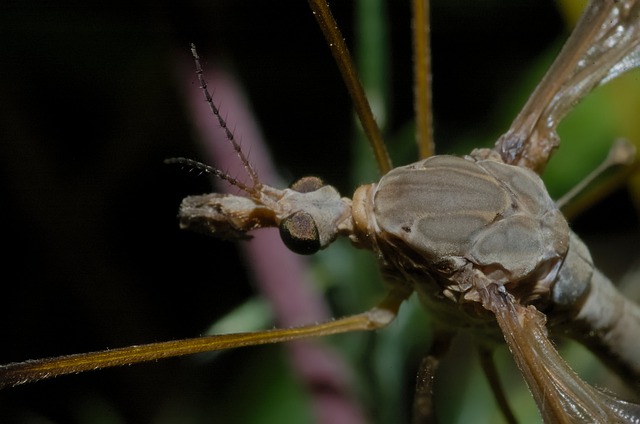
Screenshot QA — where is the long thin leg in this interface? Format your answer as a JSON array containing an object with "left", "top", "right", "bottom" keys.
[
  {"left": 0, "top": 289, "right": 410, "bottom": 389},
  {"left": 412, "top": 0, "right": 434, "bottom": 159},
  {"left": 477, "top": 345, "right": 518, "bottom": 424},
  {"left": 307, "top": 0, "right": 392, "bottom": 175},
  {"left": 412, "top": 330, "right": 454, "bottom": 424}
]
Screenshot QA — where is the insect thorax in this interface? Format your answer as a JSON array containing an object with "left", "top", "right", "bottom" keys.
[{"left": 352, "top": 152, "right": 571, "bottom": 332}]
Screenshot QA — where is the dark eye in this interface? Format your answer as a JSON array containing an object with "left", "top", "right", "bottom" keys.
[
  {"left": 279, "top": 211, "right": 321, "bottom": 255},
  {"left": 289, "top": 176, "right": 324, "bottom": 193}
]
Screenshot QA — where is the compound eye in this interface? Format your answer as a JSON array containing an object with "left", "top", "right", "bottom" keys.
[
  {"left": 279, "top": 211, "right": 321, "bottom": 255},
  {"left": 289, "top": 176, "right": 324, "bottom": 193}
]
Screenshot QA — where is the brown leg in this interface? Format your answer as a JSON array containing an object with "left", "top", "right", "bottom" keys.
[
  {"left": 477, "top": 345, "right": 518, "bottom": 424},
  {"left": 412, "top": 330, "right": 454, "bottom": 424}
]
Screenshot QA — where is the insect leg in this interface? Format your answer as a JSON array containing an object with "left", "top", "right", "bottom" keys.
[
  {"left": 476, "top": 346, "right": 517, "bottom": 424},
  {"left": 412, "top": 330, "right": 454, "bottom": 424}
]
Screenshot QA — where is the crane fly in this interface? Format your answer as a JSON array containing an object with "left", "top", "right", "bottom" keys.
[{"left": 2, "top": 0, "right": 640, "bottom": 423}]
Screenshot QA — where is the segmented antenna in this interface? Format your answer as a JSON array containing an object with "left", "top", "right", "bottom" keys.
[
  {"left": 163, "top": 157, "right": 253, "bottom": 194},
  {"left": 189, "top": 43, "right": 262, "bottom": 190}
]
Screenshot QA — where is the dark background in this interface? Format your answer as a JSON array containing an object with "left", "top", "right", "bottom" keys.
[{"left": 0, "top": 1, "right": 638, "bottom": 423}]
